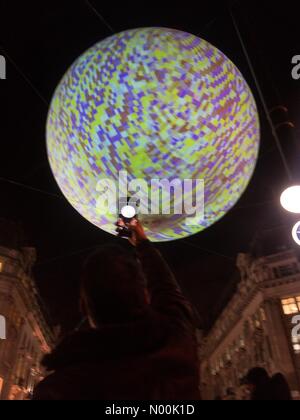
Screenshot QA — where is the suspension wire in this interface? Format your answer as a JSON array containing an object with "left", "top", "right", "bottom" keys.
[{"left": 229, "top": 8, "right": 293, "bottom": 182}]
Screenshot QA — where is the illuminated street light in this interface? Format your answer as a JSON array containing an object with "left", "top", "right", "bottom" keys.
[
  {"left": 292, "top": 221, "right": 300, "bottom": 246},
  {"left": 280, "top": 186, "right": 300, "bottom": 213}
]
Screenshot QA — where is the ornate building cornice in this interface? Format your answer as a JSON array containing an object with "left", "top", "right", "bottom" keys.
[{"left": 201, "top": 248, "right": 300, "bottom": 358}]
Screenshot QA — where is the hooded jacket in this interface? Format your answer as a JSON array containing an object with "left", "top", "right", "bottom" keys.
[{"left": 33, "top": 240, "right": 200, "bottom": 400}]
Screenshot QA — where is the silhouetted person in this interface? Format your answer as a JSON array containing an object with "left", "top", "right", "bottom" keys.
[
  {"left": 33, "top": 220, "right": 199, "bottom": 400},
  {"left": 245, "top": 368, "right": 272, "bottom": 401},
  {"left": 270, "top": 373, "right": 292, "bottom": 401}
]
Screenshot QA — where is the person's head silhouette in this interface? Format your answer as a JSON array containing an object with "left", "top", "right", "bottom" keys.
[{"left": 80, "top": 244, "right": 149, "bottom": 327}]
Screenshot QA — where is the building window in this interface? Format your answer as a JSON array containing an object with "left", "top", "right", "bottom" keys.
[
  {"left": 260, "top": 307, "right": 267, "bottom": 322},
  {"left": 0, "top": 377, "right": 3, "bottom": 398},
  {"left": 275, "top": 264, "right": 299, "bottom": 278},
  {"left": 281, "top": 297, "right": 300, "bottom": 315},
  {"left": 292, "top": 336, "right": 300, "bottom": 355},
  {"left": 252, "top": 313, "right": 261, "bottom": 328},
  {"left": 240, "top": 335, "right": 245, "bottom": 349},
  {"left": 293, "top": 345, "right": 300, "bottom": 354}
]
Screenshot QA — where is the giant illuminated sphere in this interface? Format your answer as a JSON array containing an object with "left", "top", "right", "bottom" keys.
[{"left": 47, "top": 28, "right": 260, "bottom": 241}]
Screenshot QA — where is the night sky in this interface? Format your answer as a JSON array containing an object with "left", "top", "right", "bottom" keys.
[{"left": 1, "top": 0, "right": 300, "bottom": 332}]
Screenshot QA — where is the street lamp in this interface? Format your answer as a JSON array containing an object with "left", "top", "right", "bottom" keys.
[
  {"left": 280, "top": 186, "right": 300, "bottom": 213},
  {"left": 292, "top": 221, "right": 300, "bottom": 246}
]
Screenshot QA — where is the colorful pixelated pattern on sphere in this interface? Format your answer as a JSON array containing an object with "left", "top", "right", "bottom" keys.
[{"left": 47, "top": 28, "right": 260, "bottom": 242}]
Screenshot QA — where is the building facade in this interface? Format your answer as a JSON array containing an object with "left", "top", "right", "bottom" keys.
[
  {"left": 200, "top": 246, "right": 300, "bottom": 400},
  {"left": 0, "top": 245, "right": 55, "bottom": 400}
]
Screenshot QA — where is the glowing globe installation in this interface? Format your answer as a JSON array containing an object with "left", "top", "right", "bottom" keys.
[{"left": 47, "top": 27, "right": 260, "bottom": 242}]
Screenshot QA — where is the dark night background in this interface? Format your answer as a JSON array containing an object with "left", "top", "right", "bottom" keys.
[{"left": 1, "top": 0, "right": 300, "bottom": 332}]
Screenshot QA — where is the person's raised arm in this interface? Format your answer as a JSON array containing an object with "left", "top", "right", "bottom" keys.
[{"left": 126, "top": 219, "right": 195, "bottom": 326}]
